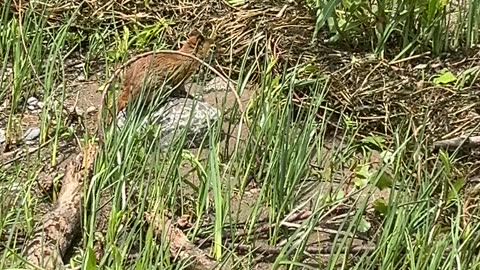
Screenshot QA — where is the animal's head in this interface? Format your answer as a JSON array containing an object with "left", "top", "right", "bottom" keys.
[{"left": 181, "top": 29, "right": 213, "bottom": 57}]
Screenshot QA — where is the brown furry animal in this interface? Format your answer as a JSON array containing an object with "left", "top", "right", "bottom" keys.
[{"left": 116, "top": 29, "right": 213, "bottom": 113}]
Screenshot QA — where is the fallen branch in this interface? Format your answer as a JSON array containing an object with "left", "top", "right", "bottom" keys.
[
  {"left": 197, "top": 209, "right": 367, "bottom": 248},
  {"left": 433, "top": 136, "right": 480, "bottom": 151},
  {"left": 234, "top": 243, "right": 376, "bottom": 256},
  {"left": 22, "top": 143, "right": 96, "bottom": 269},
  {"left": 144, "top": 212, "right": 218, "bottom": 270},
  {"left": 195, "top": 210, "right": 312, "bottom": 245},
  {"left": 1, "top": 138, "right": 54, "bottom": 167}
]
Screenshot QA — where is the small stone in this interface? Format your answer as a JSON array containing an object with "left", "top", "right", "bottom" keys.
[
  {"left": 37, "top": 101, "right": 44, "bottom": 109},
  {"left": 23, "top": 127, "right": 40, "bottom": 141},
  {"left": 4, "top": 68, "right": 12, "bottom": 76},
  {"left": 74, "top": 63, "right": 85, "bottom": 68},
  {"left": 414, "top": 63, "right": 428, "bottom": 70},
  {"left": 27, "top": 105, "right": 36, "bottom": 111},
  {"left": 86, "top": 106, "right": 97, "bottom": 114},
  {"left": 416, "top": 81, "right": 424, "bottom": 90},
  {"left": 77, "top": 74, "right": 85, "bottom": 81},
  {"left": 27, "top": 97, "right": 38, "bottom": 106},
  {"left": 0, "top": 100, "right": 7, "bottom": 111},
  {"left": 205, "top": 77, "right": 234, "bottom": 93},
  {"left": 75, "top": 107, "right": 84, "bottom": 115},
  {"left": 115, "top": 110, "right": 127, "bottom": 128},
  {"left": 366, "top": 53, "right": 377, "bottom": 60},
  {"left": 0, "top": 128, "right": 5, "bottom": 144}
]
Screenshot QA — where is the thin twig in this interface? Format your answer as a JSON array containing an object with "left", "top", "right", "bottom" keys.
[{"left": 1, "top": 137, "right": 55, "bottom": 167}]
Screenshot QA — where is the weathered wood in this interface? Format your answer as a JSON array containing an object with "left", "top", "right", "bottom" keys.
[
  {"left": 433, "top": 136, "right": 480, "bottom": 151},
  {"left": 20, "top": 138, "right": 219, "bottom": 269},
  {"left": 145, "top": 213, "right": 218, "bottom": 270},
  {"left": 23, "top": 143, "right": 96, "bottom": 269}
]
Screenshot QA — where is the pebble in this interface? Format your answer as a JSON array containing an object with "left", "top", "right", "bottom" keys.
[
  {"left": 414, "top": 63, "right": 428, "bottom": 70},
  {"left": 23, "top": 127, "right": 40, "bottom": 141},
  {"left": 37, "top": 101, "right": 44, "bottom": 109},
  {"left": 0, "top": 128, "right": 5, "bottom": 144},
  {"left": 204, "top": 77, "right": 234, "bottom": 93},
  {"left": 27, "top": 105, "right": 36, "bottom": 111},
  {"left": 0, "top": 100, "right": 7, "bottom": 111},
  {"left": 77, "top": 74, "right": 85, "bottom": 81},
  {"left": 75, "top": 107, "right": 85, "bottom": 115},
  {"left": 27, "top": 97, "right": 38, "bottom": 106},
  {"left": 74, "top": 63, "right": 85, "bottom": 68},
  {"left": 4, "top": 68, "right": 12, "bottom": 76},
  {"left": 86, "top": 106, "right": 97, "bottom": 114}
]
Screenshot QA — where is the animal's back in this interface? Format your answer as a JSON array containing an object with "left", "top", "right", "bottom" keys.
[{"left": 116, "top": 29, "right": 212, "bottom": 113}]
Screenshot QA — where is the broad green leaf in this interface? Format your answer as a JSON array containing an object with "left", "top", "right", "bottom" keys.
[
  {"left": 84, "top": 247, "right": 97, "bottom": 270},
  {"left": 314, "top": 0, "right": 342, "bottom": 36},
  {"left": 374, "top": 171, "right": 394, "bottom": 190},
  {"left": 361, "top": 135, "right": 385, "bottom": 149},
  {"left": 334, "top": 189, "right": 345, "bottom": 201},
  {"left": 354, "top": 164, "right": 371, "bottom": 188},
  {"left": 448, "top": 179, "right": 465, "bottom": 201},
  {"left": 358, "top": 217, "right": 371, "bottom": 233},
  {"left": 373, "top": 198, "right": 388, "bottom": 216},
  {"left": 439, "top": 149, "right": 451, "bottom": 176},
  {"left": 433, "top": 70, "right": 457, "bottom": 85}
]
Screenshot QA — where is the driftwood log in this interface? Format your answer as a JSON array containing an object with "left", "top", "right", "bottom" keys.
[
  {"left": 145, "top": 213, "right": 218, "bottom": 270},
  {"left": 22, "top": 143, "right": 96, "bottom": 269},
  {"left": 20, "top": 141, "right": 217, "bottom": 270}
]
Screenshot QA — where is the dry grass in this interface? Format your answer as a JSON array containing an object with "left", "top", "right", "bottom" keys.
[{"left": 2, "top": 0, "right": 480, "bottom": 269}]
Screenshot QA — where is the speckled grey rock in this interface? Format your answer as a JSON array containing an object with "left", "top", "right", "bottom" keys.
[
  {"left": 204, "top": 76, "right": 234, "bottom": 93},
  {"left": 116, "top": 97, "right": 219, "bottom": 151},
  {"left": 23, "top": 127, "right": 40, "bottom": 142}
]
